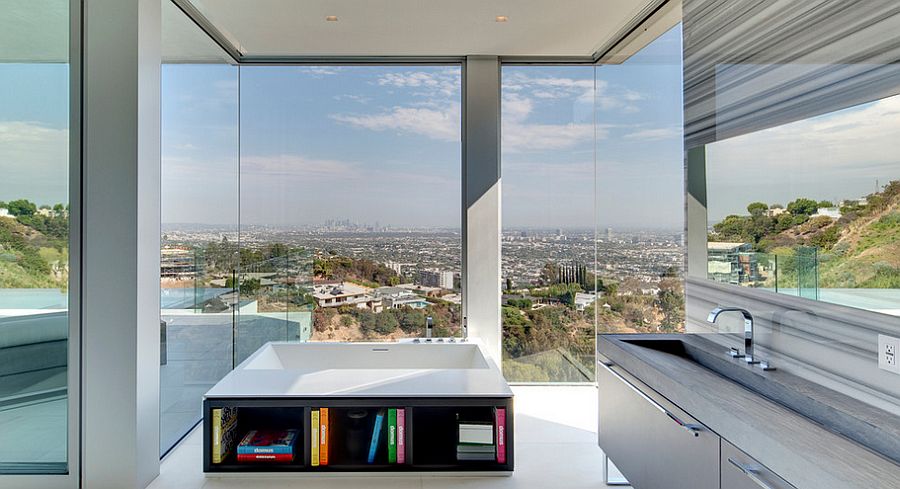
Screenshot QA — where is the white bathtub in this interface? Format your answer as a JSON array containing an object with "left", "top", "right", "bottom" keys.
[{"left": 205, "top": 339, "right": 512, "bottom": 399}]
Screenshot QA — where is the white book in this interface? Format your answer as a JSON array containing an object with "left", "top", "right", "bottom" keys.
[{"left": 459, "top": 423, "right": 494, "bottom": 445}]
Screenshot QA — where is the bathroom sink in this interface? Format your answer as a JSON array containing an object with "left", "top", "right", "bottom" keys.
[{"left": 601, "top": 334, "right": 900, "bottom": 465}]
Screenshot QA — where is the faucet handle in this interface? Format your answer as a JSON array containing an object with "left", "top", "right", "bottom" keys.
[
  {"left": 759, "top": 360, "right": 776, "bottom": 371},
  {"left": 728, "top": 347, "right": 744, "bottom": 358}
]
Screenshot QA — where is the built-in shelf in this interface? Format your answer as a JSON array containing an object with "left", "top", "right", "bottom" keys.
[{"left": 203, "top": 397, "right": 513, "bottom": 474}]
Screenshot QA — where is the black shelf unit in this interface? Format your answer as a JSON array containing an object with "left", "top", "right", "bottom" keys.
[{"left": 203, "top": 397, "right": 514, "bottom": 473}]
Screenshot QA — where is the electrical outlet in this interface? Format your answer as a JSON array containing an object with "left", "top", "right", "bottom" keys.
[{"left": 878, "top": 334, "right": 900, "bottom": 374}]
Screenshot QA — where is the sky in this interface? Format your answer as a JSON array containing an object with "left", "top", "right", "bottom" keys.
[{"left": 6, "top": 22, "right": 897, "bottom": 230}]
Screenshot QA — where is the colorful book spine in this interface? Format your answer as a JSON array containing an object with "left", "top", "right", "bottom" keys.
[
  {"left": 319, "top": 407, "right": 329, "bottom": 466},
  {"left": 368, "top": 409, "right": 386, "bottom": 464},
  {"left": 397, "top": 408, "right": 406, "bottom": 464},
  {"left": 496, "top": 407, "right": 506, "bottom": 464},
  {"left": 236, "top": 429, "right": 298, "bottom": 454},
  {"left": 211, "top": 407, "right": 238, "bottom": 464},
  {"left": 387, "top": 408, "right": 397, "bottom": 463},
  {"left": 311, "top": 409, "right": 320, "bottom": 467},
  {"left": 236, "top": 453, "right": 293, "bottom": 462}
]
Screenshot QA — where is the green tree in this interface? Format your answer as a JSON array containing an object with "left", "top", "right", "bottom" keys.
[
  {"left": 7, "top": 199, "right": 37, "bottom": 217},
  {"left": 656, "top": 278, "right": 685, "bottom": 331},
  {"left": 747, "top": 202, "right": 768, "bottom": 217},
  {"left": 787, "top": 198, "right": 818, "bottom": 216},
  {"left": 239, "top": 278, "right": 261, "bottom": 295},
  {"left": 817, "top": 200, "right": 834, "bottom": 208},
  {"left": 374, "top": 311, "right": 400, "bottom": 334}
]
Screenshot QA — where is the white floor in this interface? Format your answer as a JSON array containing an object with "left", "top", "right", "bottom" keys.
[{"left": 148, "top": 385, "right": 628, "bottom": 489}]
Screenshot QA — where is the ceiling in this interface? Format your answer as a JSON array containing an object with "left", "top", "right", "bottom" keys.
[{"left": 183, "top": 0, "right": 660, "bottom": 59}]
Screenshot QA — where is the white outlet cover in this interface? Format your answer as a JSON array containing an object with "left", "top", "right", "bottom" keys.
[{"left": 877, "top": 334, "right": 900, "bottom": 374}]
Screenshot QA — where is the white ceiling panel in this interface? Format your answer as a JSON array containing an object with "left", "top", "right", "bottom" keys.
[{"left": 184, "top": 0, "right": 657, "bottom": 58}]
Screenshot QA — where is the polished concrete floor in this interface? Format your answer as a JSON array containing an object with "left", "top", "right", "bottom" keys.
[{"left": 148, "top": 385, "right": 628, "bottom": 489}]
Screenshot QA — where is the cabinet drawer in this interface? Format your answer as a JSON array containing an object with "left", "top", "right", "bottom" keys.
[
  {"left": 598, "top": 361, "right": 720, "bottom": 489},
  {"left": 722, "top": 440, "right": 796, "bottom": 489}
]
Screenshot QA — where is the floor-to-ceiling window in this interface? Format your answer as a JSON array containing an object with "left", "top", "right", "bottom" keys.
[
  {"left": 0, "top": 0, "right": 72, "bottom": 475},
  {"left": 160, "top": 0, "right": 239, "bottom": 456},
  {"left": 500, "top": 66, "right": 597, "bottom": 382},
  {"left": 238, "top": 65, "right": 462, "bottom": 346},
  {"left": 594, "top": 24, "right": 685, "bottom": 337},
  {"left": 500, "top": 24, "right": 684, "bottom": 383}
]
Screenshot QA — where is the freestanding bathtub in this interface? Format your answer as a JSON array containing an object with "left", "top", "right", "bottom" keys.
[{"left": 203, "top": 339, "right": 513, "bottom": 475}]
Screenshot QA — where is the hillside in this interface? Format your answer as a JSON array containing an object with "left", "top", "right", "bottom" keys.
[
  {"left": 710, "top": 181, "right": 900, "bottom": 288},
  {"left": 0, "top": 210, "right": 69, "bottom": 290}
]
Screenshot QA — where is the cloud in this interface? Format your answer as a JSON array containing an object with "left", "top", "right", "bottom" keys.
[
  {"left": 502, "top": 93, "right": 534, "bottom": 123},
  {"left": 331, "top": 103, "right": 461, "bottom": 142},
  {"left": 239, "top": 154, "right": 360, "bottom": 180},
  {"left": 0, "top": 121, "right": 68, "bottom": 204},
  {"left": 706, "top": 95, "right": 900, "bottom": 218},
  {"left": 503, "top": 72, "right": 594, "bottom": 100},
  {"left": 376, "top": 70, "right": 461, "bottom": 98},
  {"left": 332, "top": 94, "right": 371, "bottom": 104},
  {"left": 296, "top": 66, "right": 341, "bottom": 76},
  {"left": 500, "top": 93, "right": 598, "bottom": 151},
  {"left": 624, "top": 127, "right": 680, "bottom": 141}
]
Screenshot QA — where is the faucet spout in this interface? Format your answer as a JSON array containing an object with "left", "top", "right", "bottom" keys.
[{"left": 707, "top": 307, "right": 758, "bottom": 364}]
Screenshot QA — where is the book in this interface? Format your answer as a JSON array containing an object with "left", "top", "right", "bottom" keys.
[
  {"left": 236, "top": 453, "right": 293, "bottom": 463},
  {"left": 319, "top": 407, "right": 329, "bottom": 466},
  {"left": 211, "top": 406, "right": 239, "bottom": 464},
  {"left": 397, "top": 408, "right": 406, "bottom": 464},
  {"left": 236, "top": 430, "right": 298, "bottom": 455},
  {"left": 311, "top": 409, "right": 320, "bottom": 466},
  {"left": 496, "top": 407, "right": 506, "bottom": 464},
  {"left": 457, "top": 444, "right": 496, "bottom": 453},
  {"left": 368, "top": 408, "right": 386, "bottom": 464},
  {"left": 387, "top": 408, "right": 397, "bottom": 463},
  {"left": 457, "top": 443, "right": 496, "bottom": 461},
  {"left": 459, "top": 422, "right": 494, "bottom": 445}
]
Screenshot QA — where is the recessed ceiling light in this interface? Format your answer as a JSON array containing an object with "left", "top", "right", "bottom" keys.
[
  {"left": 495, "top": 16, "right": 509, "bottom": 22},
  {"left": 325, "top": 15, "right": 338, "bottom": 21}
]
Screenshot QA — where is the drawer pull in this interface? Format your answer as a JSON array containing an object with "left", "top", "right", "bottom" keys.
[
  {"left": 600, "top": 362, "right": 701, "bottom": 437},
  {"left": 728, "top": 458, "right": 778, "bottom": 489}
]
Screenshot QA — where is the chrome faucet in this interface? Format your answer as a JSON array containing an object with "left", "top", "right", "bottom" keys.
[
  {"left": 425, "top": 316, "right": 433, "bottom": 340},
  {"left": 707, "top": 307, "right": 761, "bottom": 365}
]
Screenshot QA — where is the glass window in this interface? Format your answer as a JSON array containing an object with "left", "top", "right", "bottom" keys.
[
  {"left": 693, "top": 4, "right": 900, "bottom": 316},
  {"left": 500, "top": 66, "right": 597, "bottom": 382},
  {"left": 160, "top": 1, "right": 239, "bottom": 456},
  {"left": 500, "top": 25, "right": 685, "bottom": 383},
  {"left": 238, "top": 66, "right": 462, "bottom": 347},
  {"left": 0, "top": 0, "right": 70, "bottom": 474},
  {"left": 595, "top": 24, "right": 685, "bottom": 336}
]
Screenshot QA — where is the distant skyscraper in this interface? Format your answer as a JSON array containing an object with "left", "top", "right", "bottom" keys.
[{"left": 606, "top": 227, "right": 613, "bottom": 239}]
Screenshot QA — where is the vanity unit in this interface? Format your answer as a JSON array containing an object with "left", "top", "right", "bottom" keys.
[
  {"left": 598, "top": 334, "right": 900, "bottom": 489},
  {"left": 203, "top": 340, "right": 513, "bottom": 475}
]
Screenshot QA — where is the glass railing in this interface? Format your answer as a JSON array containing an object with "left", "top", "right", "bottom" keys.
[
  {"left": 707, "top": 247, "right": 900, "bottom": 315},
  {"left": 160, "top": 245, "right": 237, "bottom": 454},
  {"left": 235, "top": 250, "right": 314, "bottom": 364}
]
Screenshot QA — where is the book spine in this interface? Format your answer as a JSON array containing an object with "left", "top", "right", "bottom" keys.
[
  {"left": 387, "top": 408, "right": 397, "bottom": 464},
  {"left": 368, "top": 411, "right": 385, "bottom": 464},
  {"left": 237, "top": 453, "right": 293, "bottom": 462},
  {"left": 397, "top": 408, "right": 405, "bottom": 464},
  {"left": 320, "top": 407, "right": 329, "bottom": 466},
  {"left": 212, "top": 408, "right": 223, "bottom": 464},
  {"left": 496, "top": 408, "right": 506, "bottom": 464},
  {"left": 311, "top": 410, "right": 320, "bottom": 466},
  {"left": 236, "top": 446, "right": 294, "bottom": 455}
]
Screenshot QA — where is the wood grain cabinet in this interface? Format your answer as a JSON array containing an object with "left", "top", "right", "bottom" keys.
[
  {"left": 599, "top": 361, "right": 798, "bottom": 489},
  {"left": 721, "top": 440, "right": 796, "bottom": 489},
  {"left": 598, "top": 362, "right": 720, "bottom": 489}
]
